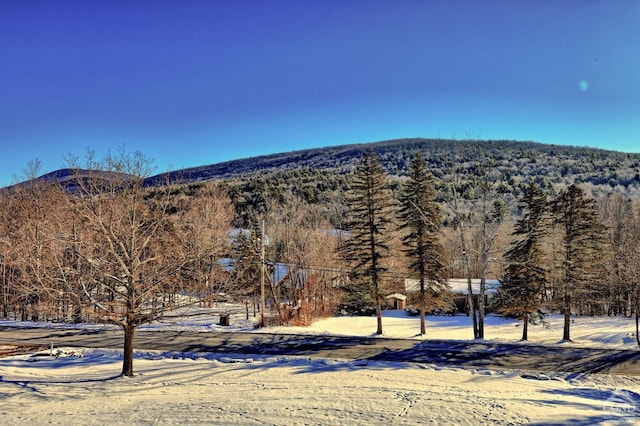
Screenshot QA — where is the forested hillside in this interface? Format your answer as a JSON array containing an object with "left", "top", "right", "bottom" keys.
[
  {"left": 151, "top": 139, "right": 640, "bottom": 212},
  {"left": 146, "top": 139, "right": 638, "bottom": 227},
  {"left": 20, "top": 139, "right": 640, "bottom": 207},
  {"left": 20, "top": 139, "right": 640, "bottom": 228},
  {"left": 150, "top": 139, "right": 640, "bottom": 190}
]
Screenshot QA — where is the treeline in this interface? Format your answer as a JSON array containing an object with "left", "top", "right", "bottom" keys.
[
  {"left": 1, "top": 146, "right": 640, "bottom": 375},
  {"left": 202, "top": 140, "right": 640, "bottom": 228}
]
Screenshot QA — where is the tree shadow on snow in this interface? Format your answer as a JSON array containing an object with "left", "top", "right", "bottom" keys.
[
  {"left": 0, "top": 371, "right": 124, "bottom": 396},
  {"left": 179, "top": 332, "right": 381, "bottom": 358},
  {"left": 0, "top": 349, "right": 125, "bottom": 396},
  {"left": 527, "top": 388, "right": 640, "bottom": 425},
  {"left": 365, "top": 340, "right": 640, "bottom": 375}
]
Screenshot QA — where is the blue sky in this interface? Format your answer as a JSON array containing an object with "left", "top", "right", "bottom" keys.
[{"left": 1, "top": 0, "right": 638, "bottom": 185}]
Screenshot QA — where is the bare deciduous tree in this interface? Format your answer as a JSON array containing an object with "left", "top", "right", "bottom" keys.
[{"left": 59, "top": 149, "right": 233, "bottom": 376}]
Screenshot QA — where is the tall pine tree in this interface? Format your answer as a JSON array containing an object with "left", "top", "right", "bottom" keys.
[
  {"left": 398, "top": 153, "right": 448, "bottom": 335},
  {"left": 553, "top": 184, "right": 606, "bottom": 341},
  {"left": 499, "top": 181, "right": 549, "bottom": 340},
  {"left": 342, "top": 151, "right": 396, "bottom": 335}
]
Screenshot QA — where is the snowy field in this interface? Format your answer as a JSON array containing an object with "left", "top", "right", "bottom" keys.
[{"left": 1, "top": 308, "right": 640, "bottom": 425}]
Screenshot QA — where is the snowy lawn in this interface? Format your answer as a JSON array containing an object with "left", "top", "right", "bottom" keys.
[
  {"left": 1, "top": 347, "right": 639, "bottom": 425},
  {"left": 1, "top": 308, "right": 640, "bottom": 425},
  {"left": 266, "top": 311, "right": 640, "bottom": 349}
]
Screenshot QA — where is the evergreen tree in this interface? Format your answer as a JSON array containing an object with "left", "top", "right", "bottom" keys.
[
  {"left": 342, "top": 151, "right": 396, "bottom": 335},
  {"left": 498, "top": 182, "right": 549, "bottom": 340},
  {"left": 553, "top": 184, "right": 606, "bottom": 341},
  {"left": 398, "top": 153, "right": 448, "bottom": 335}
]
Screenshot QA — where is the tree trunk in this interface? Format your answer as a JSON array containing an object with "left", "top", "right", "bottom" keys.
[
  {"left": 459, "top": 224, "right": 478, "bottom": 339},
  {"left": 636, "top": 287, "right": 640, "bottom": 346},
  {"left": 563, "top": 284, "right": 571, "bottom": 341},
  {"left": 376, "top": 297, "right": 383, "bottom": 335},
  {"left": 563, "top": 311, "right": 571, "bottom": 341},
  {"left": 122, "top": 321, "right": 135, "bottom": 377},
  {"left": 478, "top": 278, "right": 486, "bottom": 339},
  {"left": 521, "top": 313, "right": 528, "bottom": 341},
  {"left": 371, "top": 235, "right": 382, "bottom": 335},
  {"left": 466, "top": 280, "right": 478, "bottom": 339},
  {"left": 419, "top": 277, "right": 426, "bottom": 335},
  {"left": 636, "top": 308, "right": 639, "bottom": 346}
]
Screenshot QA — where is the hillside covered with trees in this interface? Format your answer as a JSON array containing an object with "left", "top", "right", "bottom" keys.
[
  {"left": 2, "top": 140, "right": 640, "bottom": 374},
  {"left": 153, "top": 138, "right": 640, "bottom": 188},
  {"left": 149, "top": 139, "right": 639, "bottom": 185},
  {"left": 140, "top": 139, "right": 640, "bottom": 227}
]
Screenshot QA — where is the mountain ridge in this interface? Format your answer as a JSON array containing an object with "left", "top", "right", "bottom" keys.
[
  {"left": 146, "top": 138, "right": 640, "bottom": 184},
  {"left": 6, "top": 139, "right": 640, "bottom": 202}
]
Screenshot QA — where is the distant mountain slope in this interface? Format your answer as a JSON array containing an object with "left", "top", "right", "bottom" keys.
[
  {"left": 147, "top": 138, "right": 640, "bottom": 192},
  {"left": 6, "top": 139, "right": 640, "bottom": 202},
  {"left": 5, "top": 168, "right": 137, "bottom": 193},
  {"left": 145, "top": 141, "right": 374, "bottom": 184}
]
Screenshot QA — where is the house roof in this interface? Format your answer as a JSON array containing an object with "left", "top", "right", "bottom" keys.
[
  {"left": 385, "top": 293, "right": 407, "bottom": 301},
  {"left": 405, "top": 278, "right": 500, "bottom": 295}
]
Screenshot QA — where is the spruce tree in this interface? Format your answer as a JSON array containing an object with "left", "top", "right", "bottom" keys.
[
  {"left": 342, "top": 151, "right": 396, "bottom": 335},
  {"left": 499, "top": 182, "right": 549, "bottom": 340},
  {"left": 398, "top": 153, "right": 447, "bottom": 335},
  {"left": 553, "top": 184, "right": 606, "bottom": 341}
]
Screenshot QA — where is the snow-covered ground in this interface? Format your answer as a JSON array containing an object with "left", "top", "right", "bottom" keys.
[{"left": 1, "top": 308, "right": 640, "bottom": 425}]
